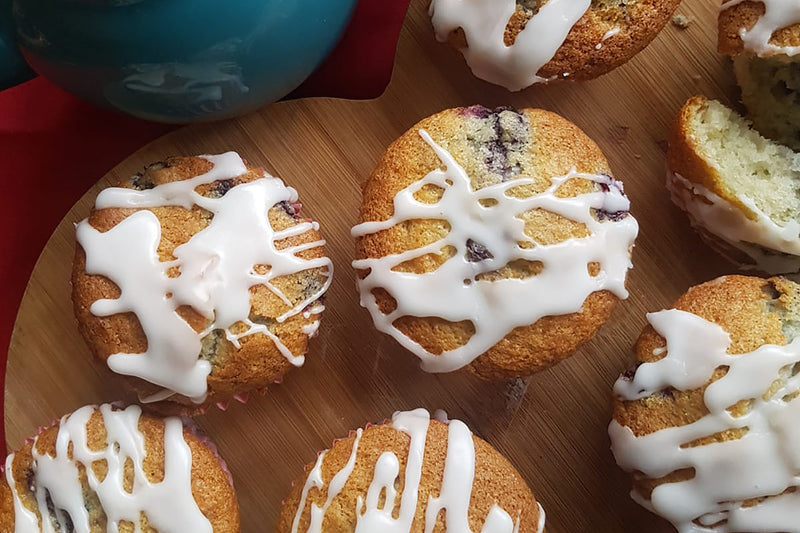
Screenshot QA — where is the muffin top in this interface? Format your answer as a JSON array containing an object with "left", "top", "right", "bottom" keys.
[
  {"left": 430, "top": 0, "right": 681, "bottom": 90},
  {"left": 719, "top": 0, "right": 800, "bottom": 56},
  {"left": 1, "top": 403, "right": 239, "bottom": 533},
  {"left": 353, "top": 106, "right": 638, "bottom": 378},
  {"left": 276, "top": 408, "right": 545, "bottom": 533},
  {"left": 610, "top": 275, "right": 800, "bottom": 532},
  {"left": 666, "top": 95, "right": 800, "bottom": 273},
  {"left": 73, "top": 152, "right": 331, "bottom": 411}
]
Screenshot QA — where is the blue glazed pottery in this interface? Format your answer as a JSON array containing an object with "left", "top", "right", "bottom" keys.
[
  {"left": 11, "top": 0, "right": 357, "bottom": 123},
  {"left": 0, "top": 0, "right": 33, "bottom": 89}
]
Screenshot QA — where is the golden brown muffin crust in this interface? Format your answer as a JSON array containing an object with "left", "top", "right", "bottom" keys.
[
  {"left": 1, "top": 406, "right": 240, "bottom": 533},
  {"left": 276, "top": 418, "right": 543, "bottom": 533},
  {"left": 668, "top": 95, "right": 758, "bottom": 216},
  {"left": 447, "top": 0, "right": 681, "bottom": 83},
  {"left": 612, "top": 275, "right": 797, "bottom": 500},
  {"left": 719, "top": 0, "right": 800, "bottom": 55},
  {"left": 356, "top": 106, "right": 630, "bottom": 380},
  {"left": 72, "top": 156, "right": 328, "bottom": 414}
]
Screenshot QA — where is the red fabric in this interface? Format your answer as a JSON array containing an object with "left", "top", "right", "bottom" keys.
[{"left": 0, "top": 0, "right": 410, "bottom": 454}]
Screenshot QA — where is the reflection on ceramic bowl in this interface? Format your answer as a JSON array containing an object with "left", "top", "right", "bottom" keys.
[{"left": 13, "top": 0, "right": 357, "bottom": 123}]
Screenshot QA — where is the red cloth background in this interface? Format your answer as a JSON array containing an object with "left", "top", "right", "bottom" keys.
[{"left": 0, "top": 0, "right": 410, "bottom": 453}]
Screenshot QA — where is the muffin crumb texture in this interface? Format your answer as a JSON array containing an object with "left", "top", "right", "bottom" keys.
[
  {"left": 671, "top": 13, "right": 692, "bottom": 29},
  {"left": 667, "top": 96, "right": 800, "bottom": 274}
]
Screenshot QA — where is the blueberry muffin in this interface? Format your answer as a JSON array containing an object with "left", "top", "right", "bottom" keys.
[
  {"left": 719, "top": 0, "right": 800, "bottom": 150},
  {"left": 667, "top": 95, "right": 800, "bottom": 274},
  {"left": 430, "top": 0, "right": 682, "bottom": 90},
  {"left": 610, "top": 275, "right": 800, "bottom": 532},
  {"left": 718, "top": 0, "right": 800, "bottom": 57},
  {"left": 353, "top": 105, "right": 638, "bottom": 380},
  {"left": 276, "top": 408, "right": 545, "bottom": 533},
  {"left": 73, "top": 152, "right": 332, "bottom": 414},
  {"left": 1, "top": 403, "right": 239, "bottom": 532}
]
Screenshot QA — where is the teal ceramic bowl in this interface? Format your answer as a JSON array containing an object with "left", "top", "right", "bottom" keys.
[
  {"left": 1, "top": 0, "right": 33, "bottom": 88},
  {"left": 12, "top": 0, "right": 357, "bottom": 123}
]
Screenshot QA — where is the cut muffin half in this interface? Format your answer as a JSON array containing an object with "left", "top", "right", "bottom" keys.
[{"left": 667, "top": 95, "right": 800, "bottom": 273}]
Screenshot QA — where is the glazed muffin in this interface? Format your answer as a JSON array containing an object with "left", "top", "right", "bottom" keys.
[
  {"left": 1, "top": 403, "right": 239, "bottom": 532},
  {"left": 667, "top": 95, "right": 800, "bottom": 274},
  {"left": 276, "top": 408, "right": 545, "bottom": 533},
  {"left": 610, "top": 275, "right": 800, "bottom": 532},
  {"left": 718, "top": 0, "right": 800, "bottom": 57},
  {"left": 430, "top": 0, "right": 681, "bottom": 90},
  {"left": 353, "top": 105, "right": 638, "bottom": 380},
  {"left": 719, "top": 0, "right": 800, "bottom": 150},
  {"left": 73, "top": 152, "right": 332, "bottom": 413}
]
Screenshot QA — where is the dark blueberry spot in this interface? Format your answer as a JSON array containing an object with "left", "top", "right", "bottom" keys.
[
  {"left": 212, "top": 179, "right": 235, "bottom": 198},
  {"left": 460, "top": 105, "right": 492, "bottom": 119},
  {"left": 45, "top": 489, "right": 55, "bottom": 515},
  {"left": 63, "top": 512, "right": 75, "bottom": 533},
  {"left": 130, "top": 172, "right": 154, "bottom": 191},
  {"left": 762, "top": 282, "right": 781, "bottom": 299},
  {"left": 596, "top": 209, "right": 630, "bottom": 222},
  {"left": 595, "top": 174, "right": 630, "bottom": 221},
  {"left": 277, "top": 200, "right": 299, "bottom": 219},
  {"left": 621, "top": 362, "right": 642, "bottom": 381},
  {"left": 656, "top": 387, "right": 676, "bottom": 400},
  {"left": 483, "top": 108, "right": 527, "bottom": 181},
  {"left": 25, "top": 468, "right": 35, "bottom": 492},
  {"left": 596, "top": 173, "right": 624, "bottom": 194},
  {"left": 466, "top": 239, "right": 493, "bottom": 262},
  {"left": 491, "top": 105, "right": 516, "bottom": 114}
]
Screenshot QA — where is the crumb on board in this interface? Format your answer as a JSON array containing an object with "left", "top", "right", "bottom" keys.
[{"left": 672, "top": 14, "right": 693, "bottom": 29}]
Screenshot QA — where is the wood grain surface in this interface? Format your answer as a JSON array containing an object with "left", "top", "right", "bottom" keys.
[{"left": 6, "top": 0, "right": 740, "bottom": 531}]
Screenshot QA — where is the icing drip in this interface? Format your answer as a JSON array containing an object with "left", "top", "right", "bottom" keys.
[
  {"left": 5, "top": 404, "right": 211, "bottom": 533},
  {"left": 429, "top": 0, "right": 591, "bottom": 90},
  {"left": 291, "top": 409, "right": 543, "bottom": 533},
  {"left": 610, "top": 309, "right": 800, "bottom": 532},
  {"left": 352, "top": 129, "right": 638, "bottom": 373},
  {"left": 595, "top": 27, "right": 620, "bottom": 50},
  {"left": 76, "top": 152, "right": 332, "bottom": 403},
  {"left": 721, "top": 0, "right": 800, "bottom": 56},
  {"left": 667, "top": 171, "right": 800, "bottom": 273}
]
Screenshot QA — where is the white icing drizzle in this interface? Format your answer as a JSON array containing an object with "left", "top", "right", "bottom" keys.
[
  {"left": 76, "top": 152, "right": 332, "bottom": 403},
  {"left": 610, "top": 308, "right": 800, "bottom": 532},
  {"left": 429, "top": 0, "right": 591, "bottom": 90},
  {"left": 352, "top": 129, "right": 638, "bottom": 373},
  {"left": 291, "top": 408, "right": 543, "bottom": 533},
  {"left": 721, "top": 0, "right": 800, "bottom": 57},
  {"left": 667, "top": 171, "right": 800, "bottom": 273},
  {"left": 4, "top": 404, "right": 211, "bottom": 533},
  {"left": 595, "top": 27, "right": 621, "bottom": 50}
]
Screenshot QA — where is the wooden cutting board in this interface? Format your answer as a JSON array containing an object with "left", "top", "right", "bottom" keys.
[{"left": 5, "top": 0, "right": 738, "bottom": 531}]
